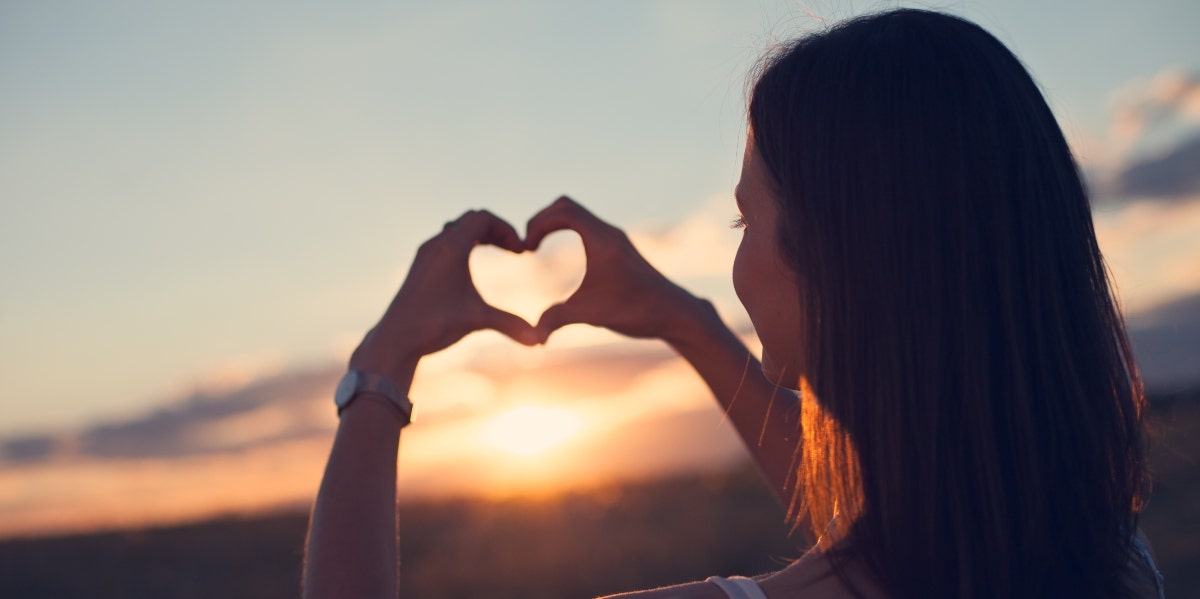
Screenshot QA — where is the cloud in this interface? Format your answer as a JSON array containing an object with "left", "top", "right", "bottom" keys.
[
  {"left": 632, "top": 195, "right": 741, "bottom": 279},
  {"left": 1131, "top": 290, "right": 1200, "bottom": 328},
  {"left": 1094, "top": 195, "right": 1200, "bottom": 315},
  {"left": 462, "top": 343, "right": 679, "bottom": 400},
  {"left": 0, "top": 367, "right": 341, "bottom": 467},
  {"left": 1113, "top": 133, "right": 1200, "bottom": 199},
  {"left": 469, "top": 232, "right": 586, "bottom": 325},
  {"left": 1127, "top": 291, "right": 1200, "bottom": 392},
  {"left": 0, "top": 362, "right": 374, "bottom": 536},
  {"left": 1086, "top": 67, "right": 1200, "bottom": 199},
  {"left": 77, "top": 367, "right": 339, "bottom": 460},
  {"left": 0, "top": 435, "right": 59, "bottom": 464},
  {"left": 1091, "top": 70, "right": 1200, "bottom": 375},
  {"left": 1109, "top": 67, "right": 1200, "bottom": 158}
]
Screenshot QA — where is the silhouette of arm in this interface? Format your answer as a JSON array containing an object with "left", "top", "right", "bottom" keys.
[
  {"left": 302, "top": 210, "right": 537, "bottom": 598},
  {"left": 304, "top": 384, "right": 408, "bottom": 598},
  {"left": 526, "top": 197, "right": 800, "bottom": 505},
  {"left": 664, "top": 299, "right": 800, "bottom": 505}
]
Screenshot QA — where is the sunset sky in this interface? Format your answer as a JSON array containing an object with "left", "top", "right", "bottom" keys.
[{"left": 2, "top": 0, "right": 1199, "bottom": 538}]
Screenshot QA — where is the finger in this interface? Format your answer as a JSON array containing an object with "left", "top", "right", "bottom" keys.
[
  {"left": 524, "top": 195, "right": 608, "bottom": 251},
  {"left": 534, "top": 301, "right": 582, "bottom": 343},
  {"left": 441, "top": 209, "right": 476, "bottom": 234},
  {"left": 475, "top": 211, "right": 525, "bottom": 253},
  {"left": 455, "top": 210, "right": 524, "bottom": 253},
  {"left": 481, "top": 305, "right": 539, "bottom": 346},
  {"left": 427, "top": 210, "right": 475, "bottom": 250}
]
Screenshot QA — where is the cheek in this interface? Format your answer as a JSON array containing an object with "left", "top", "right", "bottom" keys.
[
  {"left": 732, "top": 237, "right": 750, "bottom": 305},
  {"left": 758, "top": 263, "right": 806, "bottom": 386},
  {"left": 758, "top": 308, "right": 802, "bottom": 389},
  {"left": 733, "top": 235, "right": 803, "bottom": 388},
  {"left": 732, "top": 234, "right": 766, "bottom": 322}
]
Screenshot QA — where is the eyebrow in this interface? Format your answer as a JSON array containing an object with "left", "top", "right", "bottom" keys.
[{"left": 734, "top": 187, "right": 744, "bottom": 210}]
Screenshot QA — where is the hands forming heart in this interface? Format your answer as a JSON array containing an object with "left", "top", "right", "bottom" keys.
[{"left": 349, "top": 196, "right": 702, "bottom": 384}]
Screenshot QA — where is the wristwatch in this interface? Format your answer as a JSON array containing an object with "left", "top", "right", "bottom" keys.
[{"left": 334, "top": 369, "right": 414, "bottom": 426}]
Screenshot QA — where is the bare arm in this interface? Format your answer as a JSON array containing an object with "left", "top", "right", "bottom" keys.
[
  {"left": 526, "top": 197, "right": 800, "bottom": 505},
  {"left": 664, "top": 298, "right": 800, "bottom": 504},
  {"left": 302, "top": 210, "right": 537, "bottom": 598},
  {"left": 303, "top": 390, "right": 407, "bottom": 598}
]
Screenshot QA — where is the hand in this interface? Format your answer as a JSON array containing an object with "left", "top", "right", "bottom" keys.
[
  {"left": 526, "top": 196, "right": 704, "bottom": 343},
  {"left": 350, "top": 210, "right": 538, "bottom": 381}
]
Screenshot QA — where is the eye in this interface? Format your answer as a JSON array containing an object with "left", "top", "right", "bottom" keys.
[{"left": 730, "top": 215, "right": 746, "bottom": 230}]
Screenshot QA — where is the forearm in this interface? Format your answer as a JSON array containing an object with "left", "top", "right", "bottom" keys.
[
  {"left": 298, "top": 208, "right": 539, "bottom": 598},
  {"left": 664, "top": 298, "right": 801, "bottom": 504},
  {"left": 303, "top": 397, "right": 406, "bottom": 599}
]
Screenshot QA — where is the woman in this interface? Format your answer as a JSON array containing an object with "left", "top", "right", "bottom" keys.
[{"left": 302, "top": 9, "right": 1164, "bottom": 598}]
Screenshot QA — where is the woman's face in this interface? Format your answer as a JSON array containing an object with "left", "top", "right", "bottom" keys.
[{"left": 732, "top": 138, "right": 804, "bottom": 388}]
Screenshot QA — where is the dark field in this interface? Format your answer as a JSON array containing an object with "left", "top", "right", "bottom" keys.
[
  {"left": 0, "top": 469, "right": 799, "bottom": 599},
  {"left": 1, "top": 395, "right": 1196, "bottom": 598}
]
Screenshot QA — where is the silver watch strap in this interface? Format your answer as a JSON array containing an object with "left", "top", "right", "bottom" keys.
[{"left": 340, "top": 371, "right": 414, "bottom": 425}]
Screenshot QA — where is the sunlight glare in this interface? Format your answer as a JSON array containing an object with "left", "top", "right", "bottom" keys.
[{"left": 481, "top": 405, "right": 582, "bottom": 457}]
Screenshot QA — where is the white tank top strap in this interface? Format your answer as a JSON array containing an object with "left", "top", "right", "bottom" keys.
[
  {"left": 706, "top": 575, "right": 768, "bottom": 599},
  {"left": 1131, "top": 532, "right": 1166, "bottom": 599}
]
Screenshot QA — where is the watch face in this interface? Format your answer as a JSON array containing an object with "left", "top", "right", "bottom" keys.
[{"left": 335, "top": 371, "right": 360, "bottom": 407}]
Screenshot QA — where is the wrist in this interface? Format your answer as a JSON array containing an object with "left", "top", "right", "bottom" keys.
[
  {"left": 348, "top": 338, "right": 420, "bottom": 391},
  {"left": 335, "top": 396, "right": 404, "bottom": 449},
  {"left": 660, "top": 293, "right": 726, "bottom": 351},
  {"left": 339, "top": 393, "right": 410, "bottom": 429},
  {"left": 334, "top": 369, "right": 415, "bottom": 428},
  {"left": 350, "top": 357, "right": 418, "bottom": 393}
]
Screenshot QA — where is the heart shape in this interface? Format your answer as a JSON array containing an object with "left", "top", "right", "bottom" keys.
[{"left": 469, "top": 230, "right": 585, "bottom": 326}]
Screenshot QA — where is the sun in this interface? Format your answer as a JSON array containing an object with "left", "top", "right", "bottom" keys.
[{"left": 480, "top": 405, "right": 583, "bottom": 457}]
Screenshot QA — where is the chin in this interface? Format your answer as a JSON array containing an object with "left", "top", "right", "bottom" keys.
[{"left": 760, "top": 352, "right": 802, "bottom": 390}]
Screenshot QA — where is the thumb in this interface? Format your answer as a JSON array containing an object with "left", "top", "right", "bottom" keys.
[
  {"left": 481, "top": 305, "right": 539, "bottom": 347},
  {"left": 535, "top": 301, "right": 582, "bottom": 344}
]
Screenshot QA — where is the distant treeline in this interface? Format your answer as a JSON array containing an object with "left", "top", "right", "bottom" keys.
[{"left": 0, "top": 468, "right": 798, "bottom": 599}]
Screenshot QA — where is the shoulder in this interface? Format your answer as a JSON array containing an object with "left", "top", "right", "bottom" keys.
[
  {"left": 758, "top": 548, "right": 888, "bottom": 599},
  {"left": 598, "top": 580, "right": 728, "bottom": 599},
  {"left": 598, "top": 550, "right": 887, "bottom": 599}
]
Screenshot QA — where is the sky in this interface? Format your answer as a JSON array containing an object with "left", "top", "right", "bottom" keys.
[{"left": 1, "top": 0, "right": 1199, "bottom": 537}]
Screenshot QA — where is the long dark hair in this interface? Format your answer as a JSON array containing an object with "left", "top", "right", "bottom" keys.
[{"left": 748, "top": 9, "right": 1148, "bottom": 598}]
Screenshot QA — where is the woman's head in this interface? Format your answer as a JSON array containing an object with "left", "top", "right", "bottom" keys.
[{"left": 741, "top": 8, "right": 1147, "bottom": 598}]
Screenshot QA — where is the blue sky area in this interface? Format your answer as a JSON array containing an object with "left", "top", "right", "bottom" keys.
[{"left": 2, "top": 0, "right": 1198, "bottom": 435}]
